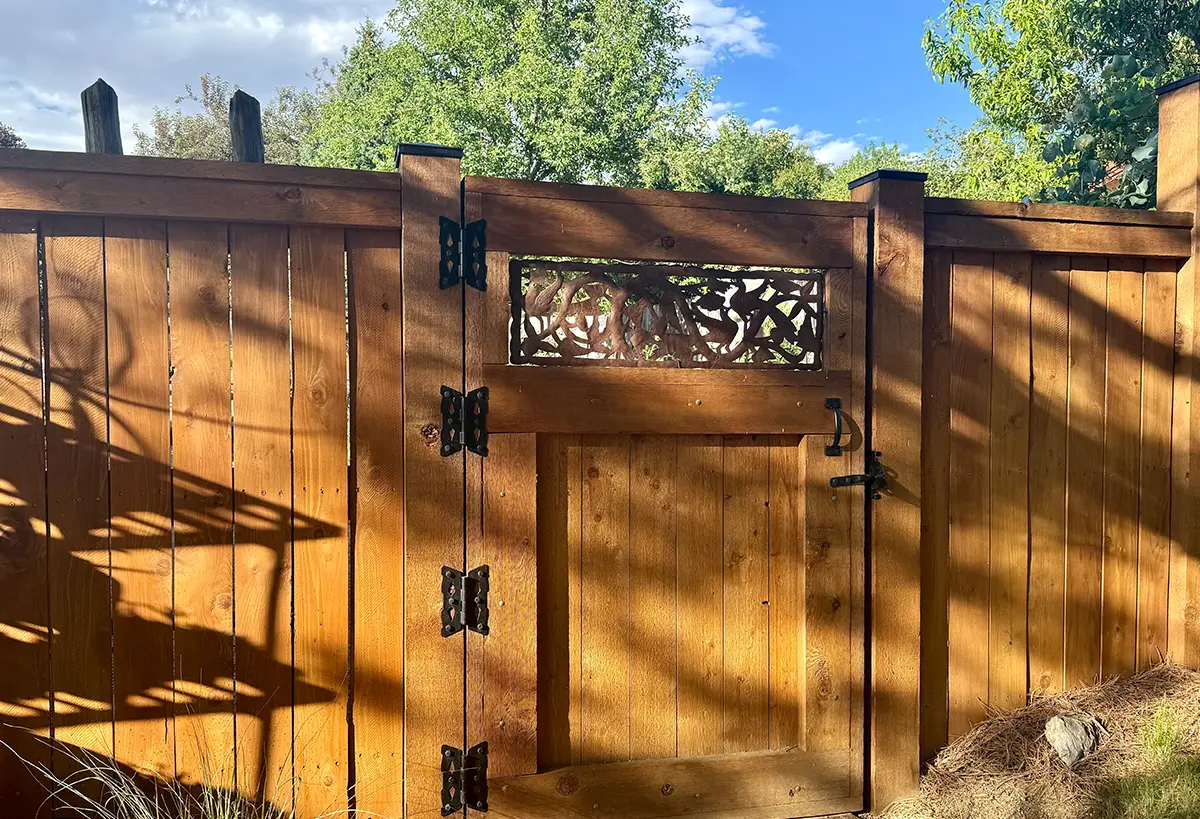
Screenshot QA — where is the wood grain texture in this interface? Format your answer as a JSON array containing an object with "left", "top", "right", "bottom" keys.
[
  {"left": 168, "top": 221, "right": 235, "bottom": 790},
  {"left": 925, "top": 197, "right": 1192, "bottom": 227},
  {"left": 290, "top": 226, "right": 349, "bottom": 817},
  {"left": 1028, "top": 255, "right": 1070, "bottom": 694},
  {"left": 925, "top": 214, "right": 1190, "bottom": 258},
  {"left": 920, "top": 249, "right": 952, "bottom": 760},
  {"left": 628, "top": 435, "right": 677, "bottom": 761},
  {"left": 988, "top": 253, "right": 1031, "bottom": 713},
  {"left": 1064, "top": 257, "right": 1108, "bottom": 688},
  {"left": 44, "top": 216, "right": 114, "bottom": 779},
  {"left": 722, "top": 436, "right": 770, "bottom": 754},
  {"left": 1101, "top": 259, "right": 1145, "bottom": 680},
  {"left": 579, "top": 436, "right": 630, "bottom": 765},
  {"left": 675, "top": 435, "right": 725, "bottom": 759},
  {"left": 948, "top": 251, "right": 992, "bottom": 738},
  {"left": 825, "top": 269, "right": 852, "bottom": 374},
  {"left": 473, "top": 434, "right": 539, "bottom": 778},
  {"left": 104, "top": 218, "right": 174, "bottom": 780},
  {"left": 229, "top": 223, "right": 293, "bottom": 805},
  {"left": 398, "top": 152, "right": 465, "bottom": 816},
  {"left": 1138, "top": 260, "right": 1177, "bottom": 670},
  {"left": 0, "top": 215, "right": 50, "bottom": 817},
  {"left": 347, "top": 228, "right": 405, "bottom": 816},
  {"left": 768, "top": 438, "right": 803, "bottom": 750}
]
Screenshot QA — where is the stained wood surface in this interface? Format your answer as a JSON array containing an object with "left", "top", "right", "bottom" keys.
[
  {"left": 925, "top": 213, "right": 1190, "bottom": 258},
  {"left": 290, "top": 226, "right": 349, "bottom": 816},
  {"left": 925, "top": 197, "right": 1192, "bottom": 227},
  {"left": 0, "top": 215, "right": 50, "bottom": 817},
  {"left": 105, "top": 218, "right": 174, "bottom": 780},
  {"left": 347, "top": 228, "right": 405, "bottom": 815},
  {"left": 768, "top": 439, "right": 804, "bottom": 750},
  {"left": 230, "top": 223, "right": 293, "bottom": 804},
  {"left": 168, "top": 220, "right": 236, "bottom": 790}
]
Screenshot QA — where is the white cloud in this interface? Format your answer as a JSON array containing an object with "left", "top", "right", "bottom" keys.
[
  {"left": 812, "top": 138, "right": 861, "bottom": 165},
  {"left": 749, "top": 118, "right": 776, "bottom": 131},
  {"left": 762, "top": 105, "right": 780, "bottom": 114},
  {"left": 680, "top": 0, "right": 773, "bottom": 68}
]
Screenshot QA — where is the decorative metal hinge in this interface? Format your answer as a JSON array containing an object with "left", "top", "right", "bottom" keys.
[
  {"left": 441, "top": 565, "right": 491, "bottom": 637},
  {"left": 438, "top": 217, "right": 487, "bottom": 291},
  {"left": 440, "top": 386, "right": 489, "bottom": 457},
  {"left": 441, "top": 742, "right": 489, "bottom": 815},
  {"left": 830, "top": 451, "right": 889, "bottom": 500}
]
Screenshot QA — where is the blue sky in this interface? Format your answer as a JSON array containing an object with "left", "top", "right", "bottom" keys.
[{"left": 0, "top": 0, "right": 982, "bottom": 165}]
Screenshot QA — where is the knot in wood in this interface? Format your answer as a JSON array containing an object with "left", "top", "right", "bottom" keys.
[
  {"left": 555, "top": 774, "right": 579, "bottom": 796},
  {"left": 660, "top": 235, "right": 676, "bottom": 249},
  {"left": 661, "top": 783, "right": 674, "bottom": 796}
]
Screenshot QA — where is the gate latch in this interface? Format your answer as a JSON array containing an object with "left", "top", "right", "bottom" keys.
[
  {"left": 441, "top": 565, "right": 491, "bottom": 637},
  {"left": 830, "top": 451, "right": 889, "bottom": 500},
  {"left": 441, "top": 742, "right": 489, "bottom": 815},
  {"left": 440, "top": 386, "right": 489, "bottom": 458}
]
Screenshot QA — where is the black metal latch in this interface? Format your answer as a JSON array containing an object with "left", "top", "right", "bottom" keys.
[
  {"left": 442, "top": 565, "right": 491, "bottom": 637},
  {"left": 440, "top": 386, "right": 489, "bottom": 457},
  {"left": 442, "top": 742, "right": 489, "bottom": 815},
  {"left": 439, "top": 217, "right": 487, "bottom": 291},
  {"left": 830, "top": 451, "right": 889, "bottom": 500}
]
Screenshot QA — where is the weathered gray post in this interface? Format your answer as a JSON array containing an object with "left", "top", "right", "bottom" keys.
[
  {"left": 229, "top": 90, "right": 264, "bottom": 163},
  {"left": 81, "top": 79, "right": 122, "bottom": 154}
]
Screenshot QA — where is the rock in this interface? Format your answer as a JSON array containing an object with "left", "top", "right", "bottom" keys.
[{"left": 1045, "top": 715, "right": 1100, "bottom": 765}]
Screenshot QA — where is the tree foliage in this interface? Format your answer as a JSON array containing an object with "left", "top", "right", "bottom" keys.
[
  {"left": 132, "top": 75, "right": 317, "bottom": 164},
  {"left": 307, "top": 1, "right": 690, "bottom": 183},
  {"left": 0, "top": 122, "right": 25, "bottom": 149},
  {"left": 924, "top": 0, "right": 1200, "bottom": 206}
]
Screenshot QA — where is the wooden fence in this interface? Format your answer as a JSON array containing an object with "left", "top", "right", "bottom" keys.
[{"left": 2, "top": 75, "right": 1200, "bottom": 818}]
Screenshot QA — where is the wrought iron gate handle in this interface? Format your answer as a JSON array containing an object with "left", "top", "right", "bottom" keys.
[{"left": 825, "top": 397, "right": 844, "bottom": 456}]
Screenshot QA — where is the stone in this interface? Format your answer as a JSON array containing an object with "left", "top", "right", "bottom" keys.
[{"left": 1045, "top": 715, "right": 1100, "bottom": 766}]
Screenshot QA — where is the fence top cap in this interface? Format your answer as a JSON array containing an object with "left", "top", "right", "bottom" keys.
[
  {"left": 1157, "top": 74, "right": 1200, "bottom": 96},
  {"left": 847, "top": 168, "right": 928, "bottom": 191},
  {"left": 395, "top": 142, "right": 464, "bottom": 164}
]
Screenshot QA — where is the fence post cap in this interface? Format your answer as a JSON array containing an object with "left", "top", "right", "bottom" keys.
[
  {"left": 394, "top": 143, "right": 465, "bottom": 166},
  {"left": 847, "top": 168, "right": 928, "bottom": 191},
  {"left": 1157, "top": 74, "right": 1200, "bottom": 96}
]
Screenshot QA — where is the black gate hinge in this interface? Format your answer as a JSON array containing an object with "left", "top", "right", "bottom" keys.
[
  {"left": 440, "top": 386, "right": 489, "bottom": 457},
  {"left": 438, "top": 216, "right": 487, "bottom": 291},
  {"left": 830, "top": 451, "right": 889, "bottom": 500},
  {"left": 442, "top": 565, "right": 491, "bottom": 637},
  {"left": 441, "top": 742, "right": 489, "bottom": 815}
]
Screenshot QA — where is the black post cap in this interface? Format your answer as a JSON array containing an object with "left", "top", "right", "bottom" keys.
[
  {"left": 394, "top": 143, "right": 464, "bottom": 167},
  {"left": 1157, "top": 74, "right": 1200, "bottom": 97},
  {"left": 847, "top": 168, "right": 928, "bottom": 191}
]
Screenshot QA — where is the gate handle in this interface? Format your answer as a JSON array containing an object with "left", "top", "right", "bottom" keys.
[{"left": 825, "top": 398, "right": 844, "bottom": 457}]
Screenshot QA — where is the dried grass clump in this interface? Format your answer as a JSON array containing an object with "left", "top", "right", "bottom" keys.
[{"left": 879, "top": 662, "right": 1200, "bottom": 819}]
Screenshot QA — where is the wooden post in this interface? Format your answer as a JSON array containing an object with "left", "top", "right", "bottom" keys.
[
  {"left": 1157, "top": 75, "right": 1200, "bottom": 666},
  {"left": 81, "top": 79, "right": 122, "bottom": 154},
  {"left": 849, "top": 168, "right": 927, "bottom": 811},
  {"left": 229, "top": 90, "right": 265, "bottom": 163}
]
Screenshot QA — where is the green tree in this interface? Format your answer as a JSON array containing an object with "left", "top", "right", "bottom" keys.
[
  {"left": 924, "top": 0, "right": 1200, "bottom": 206},
  {"left": 923, "top": 120, "right": 1058, "bottom": 200},
  {"left": 818, "top": 143, "right": 920, "bottom": 201},
  {"left": 308, "top": 1, "right": 690, "bottom": 183},
  {"left": 640, "top": 82, "right": 827, "bottom": 198},
  {"left": 133, "top": 74, "right": 317, "bottom": 164},
  {"left": 0, "top": 122, "right": 25, "bottom": 149}
]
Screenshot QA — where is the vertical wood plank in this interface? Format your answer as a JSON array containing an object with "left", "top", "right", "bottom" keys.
[
  {"left": 803, "top": 435, "right": 851, "bottom": 753},
  {"left": 1101, "top": 259, "right": 1145, "bottom": 680},
  {"left": 474, "top": 434, "right": 538, "bottom": 778},
  {"left": 948, "top": 251, "right": 992, "bottom": 737},
  {"left": 1139, "top": 260, "right": 1177, "bottom": 670},
  {"left": 347, "top": 228, "right": 404, "bottom": 815},
  {"left": 768, "top": 437, "right": 803, "bottom": 750},
  {"left": 483, "top": 250, "right": 511, "bottom": 365},
  {"left": 398, "top": 151, "right": 466, "bottom": 816},
  {"left": 722, "top": 436, "right": 770, "bottom": 754},
  {"left": 848, "top": 212, "right": 868, "bottom": 801},
  {"left": 291, "top": 226, "right": 349, "bottom": 817},
  {"left": 580, "top": 435, "right": 629, "bottom": 765},
  {"left": 0, "top": 215, "right": 51, "bottom": 817},
  {"left": 535, "top": 434, "right": 581, "bottom": 770},
  {"left": 825, "top": 268, "right": 851, "bottom": 374},
  {"left": 1064, "top": 257, "right": 1108, "bottom": 687},
  {"left": 44, "top": 216, "right": 113, "bottom": 775},
  {"left": 676, "top": 435, "right": 724, "bottom": 758},
  {"left": 920, "top": 248, "right": 952, "bottom": 760},
  {"left": 169, "top": 221, "right": 235, "bottom": 790},
  {"left": 1028, "top": 255, "right": 1070, "bottom": 693},
  {"left": 628, "top": 435, "right": 677, "bottom": 761},
  {"left": 988, "top": 253, "right": 1031, "bottom": 712},
  {"left": 105, "top": 218, "right": 174, "bottom": 780},
  {"left": 229, "top": 223, "right": 292, "bottom": 806}
]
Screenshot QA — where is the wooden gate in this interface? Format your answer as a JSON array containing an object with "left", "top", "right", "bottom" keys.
[{"left": 443, "top": 167, "right": 871, "bottom": 819}]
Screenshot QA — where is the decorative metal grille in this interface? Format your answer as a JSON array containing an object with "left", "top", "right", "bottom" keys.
[{"left": 510, "top": 259, "right": 824, "bottom": 368}]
